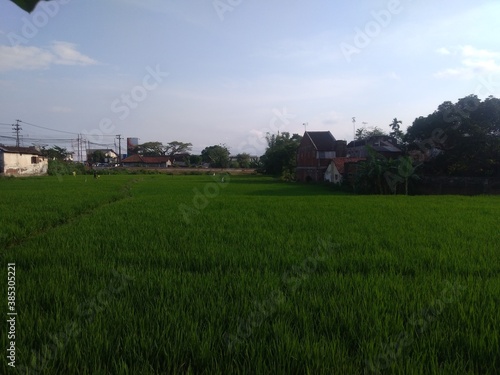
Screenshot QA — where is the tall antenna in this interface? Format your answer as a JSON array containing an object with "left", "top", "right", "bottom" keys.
[
  {"left": 352, "top": 117, "right": 356, "bottom": 141},
  {"left": 303, "top": 122, "right": 308, "bottom": 132}
]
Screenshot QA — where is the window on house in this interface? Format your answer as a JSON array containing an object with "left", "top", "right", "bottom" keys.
[{"left": 31, "top": 156, "right": 38, "bottom": 164}]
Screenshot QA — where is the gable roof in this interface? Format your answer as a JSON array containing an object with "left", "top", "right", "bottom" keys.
[
  {"left": 332, "top": 157, "right": 366, "bottom": 174},
  {"left": 347, "top": 136, "right": 401, "bottom": 152},
  {"left": 0, "top": 145, "right": 43, "bottom": 155},
  {"left": 304, "top": 131, "right": 336, "bottom": 151}
]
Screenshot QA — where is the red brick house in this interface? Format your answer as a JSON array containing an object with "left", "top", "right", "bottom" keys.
[{"left": 296, "top": 131, "right": 347, "bottom": 182}]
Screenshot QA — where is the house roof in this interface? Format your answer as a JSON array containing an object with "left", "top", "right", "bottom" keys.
[
  {"left": 347, "top": 136, "right": 401, "bottom": 153},
  {"left": 332, "top": 157, "right": 366, "bottom": 174},
  {"left": 305, "top": 131, "right": 336, "bottom": 151},
  {"left": 0, "top": 145, "right": 43, "bottom": 155},
  {"left": 122, "top": 154, "right": 171, "bottom": 164}
]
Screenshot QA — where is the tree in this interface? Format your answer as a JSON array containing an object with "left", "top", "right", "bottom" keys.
[
  {"left": 405, "top": 95, "right": 500, "bottom": 177},
  {"left": 189, "top": 155, "right": 202, "bottom": 166},
  {"left": 236, "top": 153, "right": 251, "bottom": 168},
  {"left": 164, "top": 141, "right": 192, "bottom": 156},
  {"left": 136, "top": 142, "right": 165, "bottom": 156},
  {"left": 201, "top": 144, "right": 230, "bottom": 168},
  {"left": 10, "top": 0, "right": 45, "bottom": 12},
  {"left": 396, "top": 156, "right": 420, "bottom": 195},
  {"left": 260, "top": 132, "right": 302, "bottom": 175},
  {"left": 355, "top": 126, "right": 387, "bottom": 140},
  {"left": 389, "top": 118, "right": 404, "bottom": 143},
  {"left": 42, "top": 146, "right": 69, "bottom": 161},
  {"left": 89, "top": 150, "right": 106, "bottom": 164}
]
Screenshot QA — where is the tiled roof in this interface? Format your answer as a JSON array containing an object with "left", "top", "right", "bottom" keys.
[
  {"left": 347, "top": 136, "right": 401, "bottom": 152},
  {"left": 306, "top": 131, "right": 336, "bottom": 151},
  {"left": 0, "top": 145, "right": 43, "bottom": 155},
  {"left": 332, "top": 157, "right": 366, "bottom": 174}
]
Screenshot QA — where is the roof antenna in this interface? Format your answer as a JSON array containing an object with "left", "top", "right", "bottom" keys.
[
  {"left": 352, "top": 117, "right": 356, "bottom": 141},
  {"left": 303, "top": 122, "right": 308, "bottom": 132}
]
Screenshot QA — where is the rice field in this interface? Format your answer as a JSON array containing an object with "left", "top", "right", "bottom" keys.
[{"left": 1, "top": 174, "right": 499, "bottom": 374}]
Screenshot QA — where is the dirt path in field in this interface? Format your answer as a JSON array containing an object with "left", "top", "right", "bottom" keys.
[{"left": 2, "top": 178, "right": 143, "bottom": 252}]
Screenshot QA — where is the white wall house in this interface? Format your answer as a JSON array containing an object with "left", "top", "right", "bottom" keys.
[
  {"left": 324, "top": 161, "right": 343, "bottom": 184},
  {"left": 324, "top": 157, "right": 366, "bottom": 184},
  {"left": 0, "top": 146, "right": 48, "bottom": 177}
]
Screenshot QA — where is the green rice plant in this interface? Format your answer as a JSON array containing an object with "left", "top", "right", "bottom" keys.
[{"left": 0, "top": 175, "right": 498, "bottom": 374}]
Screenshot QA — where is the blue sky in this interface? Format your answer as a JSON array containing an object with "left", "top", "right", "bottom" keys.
[{"left": 1, "top": 0, "right": 499, "bottom": 157}]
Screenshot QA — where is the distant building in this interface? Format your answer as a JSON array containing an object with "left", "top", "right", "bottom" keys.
[
  {"left": 324, "top": 157, "right": 365, "bottom": 184},
  {"left": 0, "top": 145, "right": 48, "bottom": 177},
  {"left": 171, "top": 153, "right": 190, "bottom": 167},
  {"left": 296, "top": 131, "right": 347, "bottom": 182},
  {"left": 121, "top": 155, "right": 172, "bottom": 168},
  {"left": 346, "top": 135, "right": 402, "bottom": 159},
  {"left": 86, "top": 149, "right": 118, "bottom": 164},
  {"left": 64, "top": 152, "right": 74, "bottom": 162},
  {"left": 127, "top": 138, "right": 139, "bottom": 156}
]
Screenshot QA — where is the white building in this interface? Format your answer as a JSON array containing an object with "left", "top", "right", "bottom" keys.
[
  {"left": 86, "top": 149, "right": 118, "bottom": 164},
  {"left": 0, "top": 146, "right": 48, "bottom": 177}
]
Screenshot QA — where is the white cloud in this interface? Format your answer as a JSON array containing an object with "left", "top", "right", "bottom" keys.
[
  {"left": 0, "top": 41, "right": 97, "bottom": 72},
  {"left": 435, "top": 45, "right": 500, "bottom": 79},
  {"left": 461, "top": 45, "right": 500, "bottom": 59},
  {"left": 50, "top": 41, "right": 98, "bottom": 66},
  {"left": 436, "top": 47, "right": 451, "bottom": 55}
]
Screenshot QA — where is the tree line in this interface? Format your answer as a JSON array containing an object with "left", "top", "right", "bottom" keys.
[
  {"left": 260, "top": 94, "right": 500, "bottom": 193},
  {"left": 41, "top": 94, "right": 499, "bottom": 188}
]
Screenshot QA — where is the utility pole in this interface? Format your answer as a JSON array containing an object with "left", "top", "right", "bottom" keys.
[
  {"left": 77, "top": 134, "right": 80, "bottom": 163},
  {"left": 13, "top": 120, "right": 22, "bottom": 147},
  {"left": 116, "top": 134, "right": 122, "bottom": 164}
]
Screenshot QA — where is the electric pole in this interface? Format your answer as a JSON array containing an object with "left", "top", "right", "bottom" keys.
[
  {"left": 77, "top": 134, "right": 80, "bottom": 163},
  {"left": 13, "top": 120, "right": 22, "bottom": 147},
  {"left": 116, "top": 134, "right": 122, "bottom": 164}
]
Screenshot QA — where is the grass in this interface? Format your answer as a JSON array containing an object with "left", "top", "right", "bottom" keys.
[{"left": 1, "top": 174, "right": 499, "bottom": 374}]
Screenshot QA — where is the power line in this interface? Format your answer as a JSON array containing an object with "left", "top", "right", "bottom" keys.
[{"left": 19, "top": 120, "right": 79, "bottom": 135}]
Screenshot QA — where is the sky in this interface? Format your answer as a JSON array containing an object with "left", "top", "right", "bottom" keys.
[{"left": 1, "top": 0, "right": 500, "bottom": 158}]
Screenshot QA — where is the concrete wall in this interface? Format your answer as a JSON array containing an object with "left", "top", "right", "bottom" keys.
[{"left": 1, "top": 152, "right": 48, "bottom": 176}]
